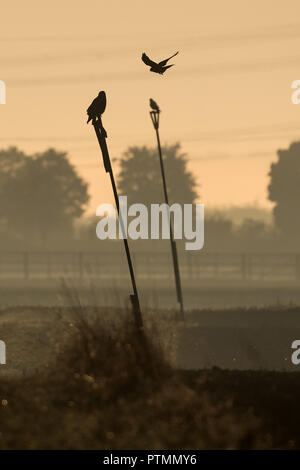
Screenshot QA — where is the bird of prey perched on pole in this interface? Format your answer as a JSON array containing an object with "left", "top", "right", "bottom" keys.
[
  {"left": 141, "top": 51, "right": 179, "bottom": 75},
  {"left": 86, "top": 90, "right": 107, "bottom": 124}
]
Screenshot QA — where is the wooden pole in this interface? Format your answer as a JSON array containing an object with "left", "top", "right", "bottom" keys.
[
  {"left": 150, "top": 109, "right": 184, "bottom": 320},
  {"left": 92, "top": 118, "right": 143, "bottom": 329}
]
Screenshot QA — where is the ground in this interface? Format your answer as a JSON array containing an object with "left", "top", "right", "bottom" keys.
[{"left": 0, "top": 305, "right": 299, "bottom": 449}]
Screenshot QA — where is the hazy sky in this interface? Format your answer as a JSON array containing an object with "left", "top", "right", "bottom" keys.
[{"left": 1, "top": 0, "right": 300, "bottom": 214}]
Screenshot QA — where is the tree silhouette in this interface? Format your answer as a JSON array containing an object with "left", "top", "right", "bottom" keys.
[
  {"left": 268, "top": 141, "right": 300, "bottom": 242},
  {"left": 117, "top": 143, "right": 198, "bottom": 206},
  {"left": 0, "top": 147, "right": 89, "bottom": 246}
]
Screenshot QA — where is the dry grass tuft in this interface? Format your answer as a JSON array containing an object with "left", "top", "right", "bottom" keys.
[{"left": 0, "top": 297, "right": 268, "bottom": 450}]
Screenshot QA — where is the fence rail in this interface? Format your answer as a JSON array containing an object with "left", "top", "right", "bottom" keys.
[{"left": 1, "top": 251, "right": 300, "bottom": 282}]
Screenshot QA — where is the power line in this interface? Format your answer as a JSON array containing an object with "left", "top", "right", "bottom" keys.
[{"left": 0, "top": 122, "right": 299, "bottom": 143}]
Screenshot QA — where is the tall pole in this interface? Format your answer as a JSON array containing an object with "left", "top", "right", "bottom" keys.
[
  {"left": 92, "top": 116, "right": 143, "bottom": 330},
  {"left": 149, "top": 102, "right": 184, "bottom": 320}
]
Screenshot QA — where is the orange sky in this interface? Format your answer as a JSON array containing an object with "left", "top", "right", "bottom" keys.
[{"left": 1, "top": 0, "right": 300, "bottom": 214}]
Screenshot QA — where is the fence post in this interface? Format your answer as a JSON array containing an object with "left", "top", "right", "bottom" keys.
[
  {"left": 47, "top": 253, "right": 51, "bottom": 279},
  {"left": 295, "top": 254, "right": 300, "bottom": 281},
  {"left": 23, "top": 252, "right": 29, "bottom": 280},
  {"left": 187, "top": 252, "right": 193, "bottom": 281},
  {"left": 241, "top": 253, "right": 247, "bottom": 281},
  {"left": 78, "top": 252, "right": 83, "bottom": 280}
]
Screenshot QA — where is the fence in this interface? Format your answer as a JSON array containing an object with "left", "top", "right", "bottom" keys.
[{"left": 1, "top": 251, "right": 300, "bottom": 283}]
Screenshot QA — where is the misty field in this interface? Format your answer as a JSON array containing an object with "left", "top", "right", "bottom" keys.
[{"left": 0, "top": 303, "right": 299, "bottom": 449}]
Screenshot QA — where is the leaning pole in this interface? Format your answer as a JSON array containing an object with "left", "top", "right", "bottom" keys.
[
  {"left": 149, "top": 99, "right": 184, "bottom": 320},
  {"left": 87, "top": 91, "right": 143, "bottom": 330}
]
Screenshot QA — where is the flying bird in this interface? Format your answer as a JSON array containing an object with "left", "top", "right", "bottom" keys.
[
  {"left": 149, "top": 98, "right": 160, "bottom": 112},
  {"left": 87, "top": 90, "right": 107, "bottom": 124},
  {"left": 141, "top": 51, "right": 179, "bottom": 75}
]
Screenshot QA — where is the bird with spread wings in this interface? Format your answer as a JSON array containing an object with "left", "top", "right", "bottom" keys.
[{"left": 141, "top": 51, "right": 179, "bottom": 75}]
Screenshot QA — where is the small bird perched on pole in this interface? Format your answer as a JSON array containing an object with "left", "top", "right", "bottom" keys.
[
  {"left": 141, "top": 51, "right": 179, "bottom": 75},
  {"left": 150, "top": 98, "right": 160, "bottom": 112},
  {"left": 86, "top": 90, "right": 107, "bottom": 124}
]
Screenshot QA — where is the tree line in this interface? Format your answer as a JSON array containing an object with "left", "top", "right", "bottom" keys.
[{"left": 0, "top": 141, "right": 299, "bottom": 252}]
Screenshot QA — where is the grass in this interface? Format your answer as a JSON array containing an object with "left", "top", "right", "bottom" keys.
[{"left": 0, "top": 299, "right": 299, "bottom": 449}]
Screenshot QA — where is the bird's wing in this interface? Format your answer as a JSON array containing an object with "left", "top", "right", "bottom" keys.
[
  {"left": 142, "top": 53, "right": 157, "bottom": 67},
  {"left": 158, "top": 51, "right": 179, "bottom": 66},
  {"left": 87, "top": 97, "right": 97, "bottom": 115}
]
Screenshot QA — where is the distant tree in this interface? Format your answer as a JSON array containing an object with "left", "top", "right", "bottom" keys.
[
  {"left": 210, "top": 205, "right": 272, "bottom": 226},
  {"left": 0, "top": 147, "right": 89, "bottom": 246},
  {"left": 268, "top": 141, "right": 300, "bottom": 242},
  {"left": 236, "top": 218, "right": 267, "bottom": 239},
  {"left": 117, "top": 143, "right": 198, "bottom": 206},
  {"left": 204, "top": 216, "right": 234, "bottom": 250},
  {"left": 234, "top": 219, "right": 271, "bottom": 251},
  {"left": 0, "top": 147, "right": 27, "bottom": 179}
]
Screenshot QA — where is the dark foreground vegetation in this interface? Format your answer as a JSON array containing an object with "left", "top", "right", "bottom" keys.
[{"left": 0, "top": 303, "right": 299, "bottom": 450}]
